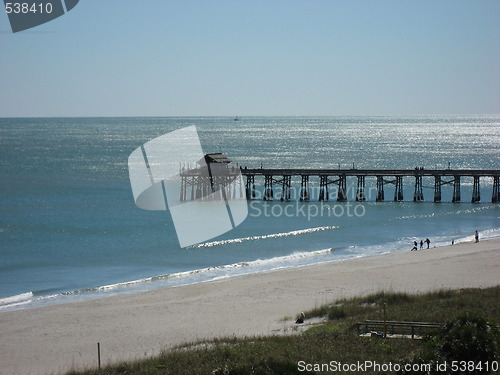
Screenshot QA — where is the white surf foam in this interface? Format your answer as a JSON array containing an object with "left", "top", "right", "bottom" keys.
[
  {"left": 191, "top": 226, "right": 339, "bottom": 248},
  {"left": 0, "top": 292, "right": 34, "bottom": 308}
]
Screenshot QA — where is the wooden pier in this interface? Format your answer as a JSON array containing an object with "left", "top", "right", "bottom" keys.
[
  {"left": 239, "top": 168, "right": 500, "bottom": 203},
  {"left": 179, "top": 154, "right": 500, "bottom": 203}
]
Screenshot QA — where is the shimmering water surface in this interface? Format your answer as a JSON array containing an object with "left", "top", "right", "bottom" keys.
[{"left": 1, "top": 116, "right": 499, "bottom": 310}]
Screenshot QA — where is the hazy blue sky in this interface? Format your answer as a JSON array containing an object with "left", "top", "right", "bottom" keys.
[{"left": 1, "top": 0, "right": 499, "bottom": 117}]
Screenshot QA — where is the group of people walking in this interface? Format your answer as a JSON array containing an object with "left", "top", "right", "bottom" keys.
[
  {"left": 412, "top": 230, "right": 480, "bottom": 251},
  {"left": 411, "top": 238, "right": 430, "bottom": 251}
]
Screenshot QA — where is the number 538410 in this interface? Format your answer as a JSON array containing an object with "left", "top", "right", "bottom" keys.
[{"left": 5, "top": 2, "right": 53, "bottom": 14}]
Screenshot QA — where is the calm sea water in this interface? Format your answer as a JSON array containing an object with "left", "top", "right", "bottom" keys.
[{"left": 1, "top": 116, "right": 499, "bottom": 310}]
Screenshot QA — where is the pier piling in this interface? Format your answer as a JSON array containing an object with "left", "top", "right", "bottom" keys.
[
  {"left": 245, "top": 175, "right": 255, "bottom": 200},
  {"left": 264, "top": 175, "right": 273, "bottom": 200},
  {"left": 471, "top": 176, "right": 480, "bottom": 203},
  {"left": 356, "top": 176, "right": 366, "bottom": 201},
  {"left": 376, "top": 176, "right": 385, "bottom": 201},
  {"left": 337, "top": 174, "right": 347, "bottom": 202},
  {"left": 319, "top": 175, "right": 329, "bottom": 201},
  {"left": 414, "top": 175, "right": 424, "bottom": 201},
  {"left": 452, "top": 176, "right": 461, "bottom": 203},
  {"left": 281, "top": 175, "right": 292, "bottom": 201},
  {"left": 434, "top": 176, "right": 442, "bottom": 203},
  {"left": 394, "top": 176, "right": 404, "bottom": 201},
  {"left": 493, "top": 176, "right": 500, "bottom": 203},
  {"left": 300, "top": 175, "right": 310, "bottom": 201}
]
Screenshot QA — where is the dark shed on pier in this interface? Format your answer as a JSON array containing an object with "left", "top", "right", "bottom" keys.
[{"left": 201, "top": 153, "right": 232, "bottom": 165}]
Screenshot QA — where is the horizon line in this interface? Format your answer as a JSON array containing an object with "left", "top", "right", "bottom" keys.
[{"left": 1, "top": 113, "right": 499, "bottom": 119}]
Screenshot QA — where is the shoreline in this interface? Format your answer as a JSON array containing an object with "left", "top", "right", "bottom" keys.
[
  {"left": 3, "top": 229, "right": 499, "bottom": 313},
  {"left": 0, "top": 238, "right": 499, "bottom": 375}
]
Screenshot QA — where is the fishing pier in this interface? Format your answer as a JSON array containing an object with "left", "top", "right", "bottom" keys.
[
  {"left": 240, "top": 168, "right": 500, "bottom": 203},
  {"left": 179, "top": 154, "right": 500, "bottom": 204}
]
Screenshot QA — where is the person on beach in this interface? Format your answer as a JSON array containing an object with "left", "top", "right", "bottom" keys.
[
  {"left": 296, "top": 312, "right": 305, "bottom": 324},
  {"left": 411, "top": 241, "right": 418, "bottom": 251},
  {"left": 425, "top": 238, "right": 430, "bottom": 249},
  {"left": 475, "top": 231, "right": 479, "bottom": 243},
  {"left": 420, "top": 240, "right": 423, "bottom": 249}
]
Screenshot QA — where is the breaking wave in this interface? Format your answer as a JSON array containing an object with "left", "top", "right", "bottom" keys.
[{"left": 191, "top": 226, "right": 339, "bottom": 248}]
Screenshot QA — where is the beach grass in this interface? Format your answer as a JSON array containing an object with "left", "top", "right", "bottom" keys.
[
  {"left": 65, "top": 286, "right": 499, "bottom": 375},
  {"left": 305, "top": 287, "right": 499, "bottom": 327}
]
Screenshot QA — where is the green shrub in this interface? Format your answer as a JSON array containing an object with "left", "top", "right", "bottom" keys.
[
  {"left": 212, "top": 359, "right": 315, "bottom": 375},
  {"left": 327, "top": 306, "right": 347, "bottom": 320},
  {"left": 436, "top": 313, "right": 498, "bottom": 365},
  {"left": 401, "top": 313, "right": 499, "bottom": 374}
]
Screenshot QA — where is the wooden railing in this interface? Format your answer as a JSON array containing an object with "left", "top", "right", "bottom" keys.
[{"left": 352, "top": 320, "right": 444, "bottom": 339}]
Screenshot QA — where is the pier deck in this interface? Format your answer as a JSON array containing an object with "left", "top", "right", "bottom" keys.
[{"left": 241, "top": 168, "right": 499, "bottom": 177}]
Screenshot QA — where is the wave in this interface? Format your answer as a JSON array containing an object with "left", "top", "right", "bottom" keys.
[
  {"left": 392, "top": 204, "right": 496, "bottom": 221},
  {"left": 0, "top": 292, "right": 34, "bottom": 309},
  {"left": 64, "top": 247, "right": 337, "bottom": 293},
  {"left": 0, "top": 247, "right": 338, "bottom": 312},
  {"left": 190, "top": 226, "right": 339, "bottom": 248}
]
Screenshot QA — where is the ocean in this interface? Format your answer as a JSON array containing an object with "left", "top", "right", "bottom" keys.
[{"left": 1, "top": 116, "right": 499, "bottom": 311}]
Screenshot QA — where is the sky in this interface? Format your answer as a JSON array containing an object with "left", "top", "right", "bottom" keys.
[{"left": 1, "top": 0, "right": 499, "bottom": 117}]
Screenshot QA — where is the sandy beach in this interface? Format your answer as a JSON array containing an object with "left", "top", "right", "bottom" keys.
[{"left": 1, "top": 238, "right": 498, "bottom": 375}]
